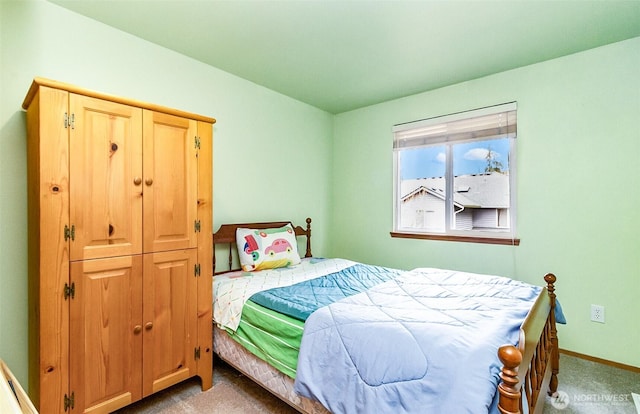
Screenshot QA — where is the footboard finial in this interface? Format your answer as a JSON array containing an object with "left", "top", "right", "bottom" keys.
[
  {"left": 498, "top": 344, "right": 522, "bottom": 414},
  {"left": 544, "top": 273, "right": 557, "bottom": 300}
]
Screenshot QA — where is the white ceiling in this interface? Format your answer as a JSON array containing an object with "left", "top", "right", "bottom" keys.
[{"left": 50, "top": 0, "right": 640, "bottom": 114}]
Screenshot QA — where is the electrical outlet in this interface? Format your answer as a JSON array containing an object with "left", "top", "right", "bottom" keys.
[{"left": 591, "top": 304, "right": 605, "bottom": 323}]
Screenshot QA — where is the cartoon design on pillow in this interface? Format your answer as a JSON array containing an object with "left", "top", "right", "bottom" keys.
[
  {"left": 265, "top": 239, "right": 292, "bottom": 256},
  {"left": 243, "top": 234, "right": 260, "bottom": 261},
  {"left": 236, "top": 224, "right": 301, "bottom": 272}
]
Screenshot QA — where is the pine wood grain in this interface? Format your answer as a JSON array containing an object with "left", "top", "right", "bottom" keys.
[{"left": 25, "top": 78, "right": 214, "bottom": 413}]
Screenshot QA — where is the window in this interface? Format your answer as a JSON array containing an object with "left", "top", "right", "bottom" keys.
[{"left": 392, "top": 102, "right": 519, "bottom": 245}]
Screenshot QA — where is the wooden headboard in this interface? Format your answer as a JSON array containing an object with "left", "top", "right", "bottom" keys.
[{"left": 213, "top": 217, "right": 312, "bottom": 275}]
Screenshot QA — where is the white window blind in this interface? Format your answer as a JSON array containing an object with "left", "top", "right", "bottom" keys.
[{"left": 393, "top": 102, "right": 517, "bottom": 149}]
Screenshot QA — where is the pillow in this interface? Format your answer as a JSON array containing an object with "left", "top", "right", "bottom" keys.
[{"left": 236, "top": 224, "right": 301, "bottom": 272}]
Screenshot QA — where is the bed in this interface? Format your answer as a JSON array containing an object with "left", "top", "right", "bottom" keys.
[{"left": 212, "top": 218, "right": 561, "bottom": 414}]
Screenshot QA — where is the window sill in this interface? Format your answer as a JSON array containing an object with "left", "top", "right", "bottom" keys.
[{"left": 390, "top": 232, "right": 520, "bottom": 246}]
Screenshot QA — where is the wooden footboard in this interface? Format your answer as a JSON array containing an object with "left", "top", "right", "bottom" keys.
[{"left": 498, "top": 273, "right": 559, "bottom": 414}]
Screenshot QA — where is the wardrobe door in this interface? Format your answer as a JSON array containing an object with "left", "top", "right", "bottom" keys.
[
  {"left": 70, "top": 255, "right": 143, "bottom": 413},
  {"left": 142, "top": 249, "right": 197, "bottom": 397},
  {"left": 142, "top": 110, "right": 197, "bottom": 253},
  {"left": 69, "top": 94, "right": 143, "bottom": 261}
]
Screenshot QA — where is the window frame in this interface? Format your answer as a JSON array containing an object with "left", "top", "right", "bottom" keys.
[{"left": 391, "top": 102, "right": 519, "bottom": 245}]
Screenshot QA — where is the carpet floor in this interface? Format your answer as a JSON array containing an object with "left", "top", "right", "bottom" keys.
[
  {"left": 115, "top": 353, "right": 639, "bottom": 413},
  {"left": 114, "top": 358, "right": 297, "bottom": 414}
]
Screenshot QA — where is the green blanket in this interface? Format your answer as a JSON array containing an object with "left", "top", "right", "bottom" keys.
[{"left": 225, "top": 299, "right": 304, "bottom": 378}]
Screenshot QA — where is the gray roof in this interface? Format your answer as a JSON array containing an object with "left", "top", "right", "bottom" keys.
[{"left": 401, "top": 173, "right": 509, "bottom": 208}]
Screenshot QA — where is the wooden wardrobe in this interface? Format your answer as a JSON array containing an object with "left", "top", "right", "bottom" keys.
[{"left": 23, "top": 78, "right": 215, "bottom": 413}]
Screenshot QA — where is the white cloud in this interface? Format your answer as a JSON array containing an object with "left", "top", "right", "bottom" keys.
[
  {"left": 464, "top": 148, "right": 500, "bottom": 161},
  {"left": 436, "top": 152, "right": 446, "bottom": 163}
]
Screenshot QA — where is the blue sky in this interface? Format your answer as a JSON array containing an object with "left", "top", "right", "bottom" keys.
[{"left": 400, "top": 138, "right": 510, "bottom": 180}]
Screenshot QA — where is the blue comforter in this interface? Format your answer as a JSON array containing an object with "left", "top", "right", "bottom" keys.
[
  {"left": 250, "top": 263, "right": 404, "bottom": 321},
  {"left": 293, "top": 267, "right": 555, "bottom": 414}
]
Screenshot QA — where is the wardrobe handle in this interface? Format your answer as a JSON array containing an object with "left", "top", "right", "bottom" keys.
[
  {"left": 133, "top": 177, "right": 142, "bottom": 185},
  {"left": 145, "top": 322, "right": 153, "bottom": 330},
  {"left": 145, "top": 178, "right": 153, "bottom": 186},
  {"left": 133, "top": 325, "right": 142, "bottom": 334}
]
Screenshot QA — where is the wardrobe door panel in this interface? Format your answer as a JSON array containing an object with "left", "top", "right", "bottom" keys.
[
  {"left": 69, "top": 94, "right": 143, "bottom": 261},
  {"left": 70, "top": 255, "right": 143, "bottom": 413},
  {"left": 143, "top": 111, "right": 197, "bottom": 253},
  {"left": 142, "top": 249, "right": 197, "bottom": 397}
]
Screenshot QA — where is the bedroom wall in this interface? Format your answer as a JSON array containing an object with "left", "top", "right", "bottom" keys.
[
  {"left": 330, "top": 37, "right": 640, "bottom": 368},
  {"left": 1, "top": 0, "right": 637, "bottom": 391},
  {"left": 0, "top": 0, "right": 333, "bottom": 386}
]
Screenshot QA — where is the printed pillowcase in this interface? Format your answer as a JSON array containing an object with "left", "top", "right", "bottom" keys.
[{"left": 236, "top": 224, "right": 301, "bottom": 272}]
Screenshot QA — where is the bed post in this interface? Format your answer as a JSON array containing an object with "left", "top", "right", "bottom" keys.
[
  {"left": 544, "top": 273, "right": 559, "bottom": 396},
  {"left": 212, "top": 232, "right": 216, "bottom": 273},
  {"left": 498, "top": 345, "right": 522, "bottom": 414},
  {"left": 304, "top": 217, "right": 312, "bottom": 258}
]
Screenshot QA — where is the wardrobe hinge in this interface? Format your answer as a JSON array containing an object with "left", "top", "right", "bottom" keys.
[
  {"left": 64, "top": 112, "right": 75, "bottom": 129},
  {"left": 64, "top": 282, "right": 75, "bottom": 300},
  {"left": 194, "top": 136, "right": 201, "bottom": 150},
  {"left": 194, "top": 220, "right": 201, "bottom": 233},
  {"left": 64, "top": 224, "right": 75, "bottom": 241},
  {"left": 194, "top": 347, "right": 201, "bottom": 360},
  {"left": 64, "top": 391, "right": 75, "bottom": 411},
  {"left": 194, "top": 263, "right": 201, "bottom": 277}
]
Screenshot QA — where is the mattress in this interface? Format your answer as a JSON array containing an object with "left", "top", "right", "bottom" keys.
[{"left": 214, "top": 325, "right": 329, "bottom": 414}]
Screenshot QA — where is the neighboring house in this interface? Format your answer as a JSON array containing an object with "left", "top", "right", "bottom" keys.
[{"left": 400, "top": 173, "right": 510, "bottom": 231}]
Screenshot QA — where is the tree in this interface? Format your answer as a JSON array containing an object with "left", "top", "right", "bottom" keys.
[{"left": 484, "top": 146, "right": 504, "bottom": 173}]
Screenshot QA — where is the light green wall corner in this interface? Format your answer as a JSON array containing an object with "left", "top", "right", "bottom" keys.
[
  {"left": 331, "top": 37, "right": 640, "bottom": 368},
  {"left": 0, "top": 0, "right": 333, "bottom": 388}
]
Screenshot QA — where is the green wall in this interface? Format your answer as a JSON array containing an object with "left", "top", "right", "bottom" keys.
[
  {"left": 0, "top": 0, "right": 333, "bottom": 386},
  {"left": 331, "top": 37, "right": 640, "bottom": 368},
  {"left": 1, "top": 0, "right": 638, "bottom": 393}
]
